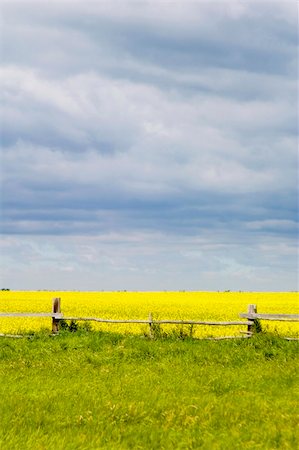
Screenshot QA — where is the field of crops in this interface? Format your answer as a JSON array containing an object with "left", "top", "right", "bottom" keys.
[
  {"left": 1, "top": 291, "right": 298, "bottom": 449},
  {"left": 0, "top": 291, "right": 298, "bottom": 338}
]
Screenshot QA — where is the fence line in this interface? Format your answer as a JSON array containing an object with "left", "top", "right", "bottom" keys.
[
  {"left": 61, "top": 317, "right": 252, "bottom": 326},
  {"left": 239, "top": 313, "right": 299, "bottom": 321},
  {"left": 0, "top": 298, "right": 298, "bottom": 339}
]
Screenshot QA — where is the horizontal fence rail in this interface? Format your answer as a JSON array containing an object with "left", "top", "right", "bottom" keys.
[
  {"left": 239, "top": 313, "right": 299, "bottom": 322},
  {"left": 0, "top": 313, "right": 63, "bottom": 318},
  {"left": 0, "top": 298, "right": 298, "bottom": 340},
  {"left": 61, "top": 317, "right": 253, "bottom": 326}
]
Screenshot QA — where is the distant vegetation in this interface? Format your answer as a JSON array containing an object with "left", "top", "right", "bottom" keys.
[{"left": 0, "top": 291, "right": 298, "bottom": 338}]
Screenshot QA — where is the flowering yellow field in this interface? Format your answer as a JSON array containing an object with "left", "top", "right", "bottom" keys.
[{"left": 0, "top": 291, "right": 298, "bottom": 337}]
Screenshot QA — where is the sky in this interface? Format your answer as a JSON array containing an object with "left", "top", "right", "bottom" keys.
[{"left": 0, "top": 0, "right": 298, "bottom": 291}]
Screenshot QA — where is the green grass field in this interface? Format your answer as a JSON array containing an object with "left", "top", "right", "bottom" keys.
[{"left": 0, "top": 331, "right": 298, "bottom": 449}]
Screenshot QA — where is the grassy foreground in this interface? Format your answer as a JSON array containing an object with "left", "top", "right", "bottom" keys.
[{"left": 0, "top": 332, "right": 298, "bottom": 449}]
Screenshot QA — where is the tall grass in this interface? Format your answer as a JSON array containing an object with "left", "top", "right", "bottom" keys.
[{"left": 0, "top": 331, "right": 298, "bottom": 449}]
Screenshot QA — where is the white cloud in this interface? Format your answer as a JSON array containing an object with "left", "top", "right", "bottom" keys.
[
  {"left": 2, "top": 64, "right": 296, "bottom": 198},
  {"left": 1, "top": 0, "right": 297, "bottom": 290},
  {"left": 1, "top": 231, "right": 297, "bottom": 291}
]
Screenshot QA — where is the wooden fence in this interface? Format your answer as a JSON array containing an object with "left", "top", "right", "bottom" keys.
[{"left": 0, "top": 297, "right": 298, "bottom": 340}]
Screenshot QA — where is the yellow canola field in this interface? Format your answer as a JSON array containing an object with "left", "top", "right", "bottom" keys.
[{"left": 0, "top": 291, "right": 298, "bottom": 338}]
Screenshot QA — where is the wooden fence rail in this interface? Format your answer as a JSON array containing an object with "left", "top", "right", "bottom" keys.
[
  {"left": 0, "top": 298, "right": 298, "bottom": 339},
  {"left": 0, "top": 313, "right": 62, "bottom": 318},
  {"left": 61, "top": 317, "right": 252, "bottom": 326},
  {"left": 239, "top": 313, "right": 299, "bottom": 321}
]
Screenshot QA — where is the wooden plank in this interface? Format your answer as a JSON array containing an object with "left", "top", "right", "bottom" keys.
[
  {"left": 240, "top": 313, "right": 299, "bottom": 322},
  {"left": 199, "top": 335, "right": 252, "bottom": 340},
  {"left": 60, "top": 317, "right": 252, "bottom": 326},
  {"left": 0, "top": 313, "right": 62, "bottom": 318},
  {"left": 154, "top": 320, "right": 250, "bottom": 326},
  {"left": 62, "top": 317, "right": 150, "bottom": 323}
]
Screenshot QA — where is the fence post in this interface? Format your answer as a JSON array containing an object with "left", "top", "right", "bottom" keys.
[
  {"left": 247, "top": 304, "right": 257, "bottom": 334},
  {"left": 149, "top": 312, "right": 153, "bottom": 339},
  {"left": 52, "top": 297, "right": 61, "bottom": 334}
]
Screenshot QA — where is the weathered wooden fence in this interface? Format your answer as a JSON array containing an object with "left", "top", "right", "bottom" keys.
[
  {"left": 0, "top": 298, "right": 298, "bottom": 340},
  {"left": 239, "top": 303, "right": 299, "bottom": 341}
]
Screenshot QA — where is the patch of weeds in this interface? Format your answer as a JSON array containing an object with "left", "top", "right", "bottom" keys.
[
  {"left": 150, "top": 322, "right": 168, "bottom": 339},
  {"left": 69, "top": 320, "right": 79, "bottom": 332},
  {"left": 168, "top": 325, "right": 193, "bottom": 340},
  {"left": 59, "top": 319, "right": 70, "bottom": 331},
  {"left": 59, "top": 320, "right": 93, "bottom": 333},
  {"left": 80, "top": 321, "right": 93, "bottom": 332},
  {"left": 253, "top": 318, "right": 263, "bottom": 334}
]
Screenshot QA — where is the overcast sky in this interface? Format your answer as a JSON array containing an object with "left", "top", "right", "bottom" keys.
[{"left": 0, "top": 0, "right": 298, "bottom": 291}]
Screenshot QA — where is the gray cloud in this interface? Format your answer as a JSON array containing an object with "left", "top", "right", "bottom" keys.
[
  {"left": 1, "top": 231, "right": 297, "bottom": 291},
  {"left": 0, "top": 1, "right": 298, "bottom": 290}
]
